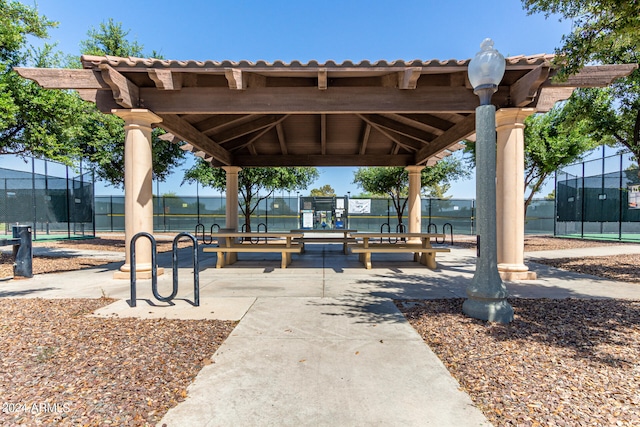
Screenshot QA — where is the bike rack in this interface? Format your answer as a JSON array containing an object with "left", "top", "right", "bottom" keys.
[
  {"left": 195, "top": 223, "right": 219, "bottom": 245},
  {"left": 129, "top": 232, "right": 200, "bottom": 307},
  {"left": 441, "top": 222, "right": 454, "bottom": 245},
  {"left": 396, "top": 223, "right": 406, "bottom": 242},
  {"left": 172, "top": 232, "right": 200, "bottom": 307},
  {"left": 380, "top": 222, "right": 396, "bottom": 243},
  {"left": 427, "top": 223, "right": 438, "bottom": 234}
]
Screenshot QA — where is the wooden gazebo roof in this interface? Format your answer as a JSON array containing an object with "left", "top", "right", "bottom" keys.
[{"left": 16, "top": 55, "right": 636, "bottom": 168}]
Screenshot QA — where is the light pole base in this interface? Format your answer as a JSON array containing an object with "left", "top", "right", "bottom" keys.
[{"left": 462, "top": 296, "right": 514, "bottom": 323}]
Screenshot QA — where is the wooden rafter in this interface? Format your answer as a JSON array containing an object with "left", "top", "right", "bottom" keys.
[
  {"left": 359, "top": 123, "right": 371, "bottom": 155},
  {"left": 147, "top": 69, "right": 182, "bottom": 90},
  {"left": 158, "top": 114, "right": 233, "bottom": 165},
  {"left": 414, "top": 114, "right": 476, "bottom": 165},
  {"left": 318, "top": 69, "right": 327, "bottom": 90},
  {"left": 215, "top": 115, "right": 286, "bottom": 144},
  {"left": 276, "top": 123, "right": 288, "bottom": 155},
  {"left": 398, "top": 67, "right": 422, "bottom": 89},
  {"left": 509, "top": 65, "right": 550, "bottom": 107},
  {"left": 232, "top": 154, "right": 414, "bottom": 167},
  {"left": 99, "top": 64, "right": 139, "bottom": 108},
  {"left": 359, "top": 114, "right": 436, "bottom": 142},
  {"left": 320, "top": 114, "right": 327, "bottom": 155}
]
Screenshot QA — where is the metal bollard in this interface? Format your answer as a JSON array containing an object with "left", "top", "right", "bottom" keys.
[{"left": 12, "top": 225, "right": 33, "bottom": 278}]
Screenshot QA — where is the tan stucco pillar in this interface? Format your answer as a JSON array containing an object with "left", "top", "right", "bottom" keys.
[
  {"left": 406, "top": 166, "right": 425, "bottom": 234},
  {"left": 222, "top": 166, "right": 241, "bottom": 231},
  {"left": 222, "top": 166, "right": 241, "bottom": 264},
  {"left": 112, "top": 109, "right": 162, "bottom": 279},
  {"left": 495, "top": 108, "right": 536, "bottom": 280}
]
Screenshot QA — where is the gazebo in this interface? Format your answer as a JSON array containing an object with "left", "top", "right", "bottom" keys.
[{"left": 16, "top": 55, "right": 636, "bottom": 279}]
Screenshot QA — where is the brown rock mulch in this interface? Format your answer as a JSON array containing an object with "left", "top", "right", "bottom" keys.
[
  {"left": 534, "top": 254, "right": 640, "bottom": 285},
  {"left": 0, "top": 298, "right": 235, "bottom": 426},
  {"left": 398, "top": 298, "right": 640, "bottom": 427}
]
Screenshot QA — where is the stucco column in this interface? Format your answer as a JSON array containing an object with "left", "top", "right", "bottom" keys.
[
  {"left": 495, "top": 108, "right": 537, "bottom": 281},
  {"left": 222, "top": 166, "right": 241, "bottom": 231},
  {"left": 406, "top": 166, "right": 425, "bottom": 234},
  {"left": 222, "top": 166, "right": 241, "bottom": 264},
  {"left": 112, "top": 109, "right": 162, "bottom": 279}
]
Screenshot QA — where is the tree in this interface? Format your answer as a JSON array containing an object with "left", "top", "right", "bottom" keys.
[
  {"left": 0, "top": 1, "right": 88, "bottom": 165},
  {"left": 522, "top": 1, "right": 640, "bottom": 165},
  {"left": 184, "top": 160, "right": 319, "bottom": 231},
  {"left": 522, "top": 104, "right": 600, "bottom": 213},
  {"left": 310, "top": 184, "right": 336, "bottom": 197},
  {"left": 352, "top": 157, "right": 469, "bottom": 226},
  {"left": 464, "top": 97, "right": 601, "bottom": 216},
  {"left": 74, "top": 19, "right": 185, "bottom": 187}
]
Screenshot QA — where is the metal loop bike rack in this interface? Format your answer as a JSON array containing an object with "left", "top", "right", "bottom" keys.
[
  {"left": 380, "top": 222, "right": 397, "bottom": 243},
  {"left": 195, "top": 223, "right": 219, "bottom": 245},
  {"left": 129, "top": 232, "right": 200, "bottom": 307},
  {"left": 172, "top": 232, "right": 200, "bottom": 307},
  {"left": 396, "top": 223, "right": 406, "bottom": 242},
  {"left": 441, "top": 222, "right": 454, "bottom": 245},
  {"left": 129, "top": 232, "right": 162, "bottom": 307},
  {"left": 427, "top": 223, "right": 438, "bottom": 234}
]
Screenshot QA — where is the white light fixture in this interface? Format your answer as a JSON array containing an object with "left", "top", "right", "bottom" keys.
[{"left": 468, "top": 38, "right": 506, "bottom": 105}]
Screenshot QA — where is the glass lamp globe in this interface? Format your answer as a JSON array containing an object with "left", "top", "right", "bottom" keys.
[{"left": 468, "top": 38, "right": 506, "bottom": 103}]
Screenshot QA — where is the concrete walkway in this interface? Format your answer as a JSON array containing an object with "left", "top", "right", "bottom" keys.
[{"left": 2, "top": 242, "right": 640, "bottom": 426}]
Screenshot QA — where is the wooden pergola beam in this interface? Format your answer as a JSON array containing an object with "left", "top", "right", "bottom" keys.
[
  {"left": 158, "top": 114, "right": 233, "bottom": 165},
  {"left": 99, "top": 64, "right": 139, "bottom": 108},
  {"left": 136, "top": 86, "right": 482, "bottom": 114},
  {"left": 232, "top": 154, "right": 414, "bottom": 167},
  {"left": 510, "top": 65, "right": 550, "bottom": 107},
  {"left": 414, "top": 114, "right": 476, "bottom": 164}
]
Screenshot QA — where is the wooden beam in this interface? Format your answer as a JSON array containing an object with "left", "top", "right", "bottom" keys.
[
  {"left": 318, "top": 68, "right": 328, "bottom": 90},
  {"left": 359, "top": 114, "right": 436, "bottom": 142},
  {"left": 13, "top": 68, "right": 107, "bottom": 89},
  {"left": 194, "top": 114, "right": 250, "bottom": 134},
  {"left": 157, "top": 114, "right": 233, "bottom": 165},
  {"left": 224, "top": 68, "right": 246, "bottom": 90},
  {"left": 549, "top": 64, "right": 638, "bottom": 87},
  {"left": 137, "top": 86, "right": 482, "bottom": 114},
  {"left": 359, "top": 123, "right": 371, "bottom": 155},
  {"left": 536, "top": 87, "right": 576, "bottom": 112},
  {"left": 398, "top": 67, "right": 422, "bottom": 89},
  {"left": 509, "top": 65, "right": 550, "bottom": 107},
  {"left": 233, "top": 154, "right": 414, "bottom": 167},
  {"left": 215, "top": 115, "right": 287, "bottom": 144},
  {"left": 320, "top": 114, "right": 327, "bottom": 155},
  {"left": 224, "top": 124, "right": 279, "bottom": 152},
  {"left": 276, "top": 122, "right": 288, "bottom": 155},
  {"left": 147, "top": 69, "right": 182, "bottom": 90},
  {"left": 381, "top": 113, "right": 444, "bottom": 136},
  {"left": 99, "top": 64, "right": 139, "bottom": 108},
  {"left": 361, "top": 118, "right": 425, "bottom": 152},
  {"left": 415, "top": 113, "right": 476, "bottom": 164}
]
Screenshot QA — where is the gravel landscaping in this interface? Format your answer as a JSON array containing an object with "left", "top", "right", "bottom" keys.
[
  {"left": 398, "top": 298, "right": 640, "bottom": 427},
  {"left": 0, "top": 298, "right": 235, "bottom": 426}
]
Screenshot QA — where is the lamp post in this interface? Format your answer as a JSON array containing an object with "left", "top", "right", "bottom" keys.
[{"left": 463, "top": 38, "right": 514, "bottom": 323}]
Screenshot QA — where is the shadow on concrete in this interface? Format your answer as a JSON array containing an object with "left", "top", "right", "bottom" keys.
[{"left": 0, "top": 287, "right": 58, "bottom": 297}]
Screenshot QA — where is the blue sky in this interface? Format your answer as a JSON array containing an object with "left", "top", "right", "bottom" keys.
[{"left": 19, "top": 0, "right": 575, "bottom": 198}]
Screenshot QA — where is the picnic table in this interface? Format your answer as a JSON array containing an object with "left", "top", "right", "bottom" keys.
[
  {"left": 349, "top": 232, "right": 450, "bottom": 269},
  {"left": 290, "top": 229, "right": 358, "bottom": 254},
  {"left": 203, "top": 232, "right": 303, "bottom": 269}
]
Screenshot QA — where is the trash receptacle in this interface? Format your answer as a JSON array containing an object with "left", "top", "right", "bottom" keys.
[{"left": 12, "top": 224, "right": 33, "bottom": 278}]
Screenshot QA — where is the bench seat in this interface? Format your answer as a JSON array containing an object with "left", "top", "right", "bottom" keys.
[
  {"left": 203, "top": 243, "right": 302, "bottom": 269},
  {"left": 349, "top": 244, "right": 450, "bottom": 269}
]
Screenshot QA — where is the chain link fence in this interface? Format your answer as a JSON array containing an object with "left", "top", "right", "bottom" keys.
[
  {"left": 556, "top": 150, "right": 640, "bottom": 241},
  {"left": 0, "top": 159, "right": 95, "bottom": 240}
]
